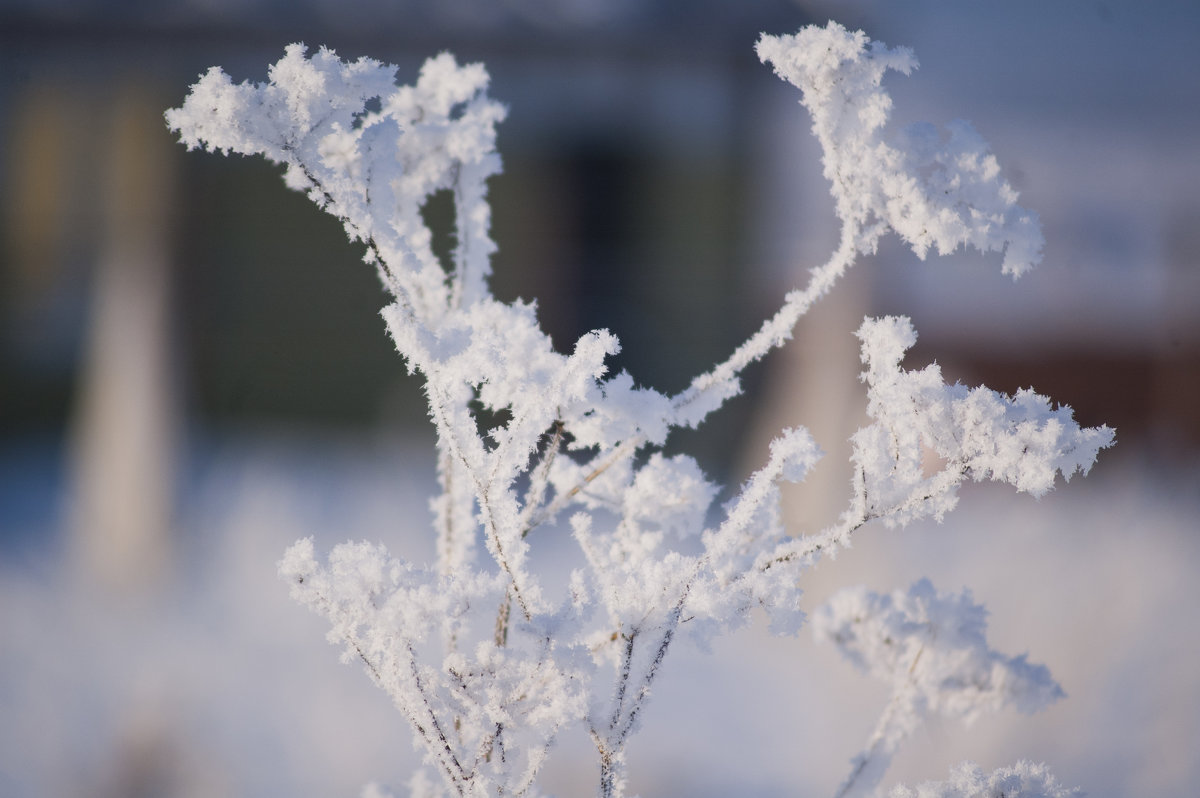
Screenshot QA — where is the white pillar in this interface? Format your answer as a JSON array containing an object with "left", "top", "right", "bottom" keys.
[{"left": 68, "top": 84, "right": 179, "bottom": 595}]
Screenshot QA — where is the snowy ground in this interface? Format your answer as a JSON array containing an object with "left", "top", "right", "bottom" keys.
[{"left": 1, "top": 437, "right": 1196, "bottom": 797}]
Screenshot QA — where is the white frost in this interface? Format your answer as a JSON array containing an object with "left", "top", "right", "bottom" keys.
[
  {"left": 758, "top": 23, "right": 1044, "bottom": 276},
  {"left": 889, "top": 760, "right": 1079, "bottom": 798},
  {"left": 853, "top": 316, "right": 1115, "bottom": 527},
  {"left": 169, "top": 21, "right": 1103, "bottom": 798},
  {"left": 815, "top": 580, "right": 1065, "bottom": 798}
]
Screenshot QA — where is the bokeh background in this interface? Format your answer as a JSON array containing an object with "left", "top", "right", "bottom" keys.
[{"left": 1, "top": 1, "right": 1198, "bottom": 796}]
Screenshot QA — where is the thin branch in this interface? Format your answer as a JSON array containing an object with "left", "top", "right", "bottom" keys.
[
  {"left": 527, "top": 437, "right": 640, "bottom": 531},
  {"left": 834, "top": 637, "right": 930, "bottom": 798},
  {"left": 619, "top": 593, "right": 687, "bottom": 742},
  {"left": 669, "top": 224, "right": 860, "bottom": 425},
  {"left": 402, "top": 643, "right": 472, "bottom": 792},
  {"left": 518, "top": 420, "right": 565, "bottom": 536},
  {"left": 494, "top": 588, "right": 512, "bottom": 647},
  {"left": 608, "top": 628, "right": 639, "bottom": 735},
  {"left": 449, "top": 163, "right": 468, "bottom": 309}
]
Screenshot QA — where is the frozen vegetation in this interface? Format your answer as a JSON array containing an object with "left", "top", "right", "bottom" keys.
[{"left": 163, "top": 21, "right": 1116, "bottom": 798}]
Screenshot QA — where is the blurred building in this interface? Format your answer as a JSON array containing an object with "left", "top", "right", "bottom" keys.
[{"left": 1, "top": 0, "right": 1196, "bottom": 592}]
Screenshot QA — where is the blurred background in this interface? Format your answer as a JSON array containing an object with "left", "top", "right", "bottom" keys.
[{"left": 1, "top": 1, "right": 1197, "bottom": 796}]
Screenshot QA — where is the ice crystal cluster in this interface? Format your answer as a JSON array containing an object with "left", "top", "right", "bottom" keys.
[{"left": 168, "top": 21, "right": 1112, "bottom": 798}]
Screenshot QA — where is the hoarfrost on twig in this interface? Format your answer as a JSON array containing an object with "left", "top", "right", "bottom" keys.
[{"left": 168, "top": 20, "right": 1111, "bottom": 798}]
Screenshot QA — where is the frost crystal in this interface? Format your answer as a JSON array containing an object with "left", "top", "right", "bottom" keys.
[
  {"left": 169, "top": 21, "right": 1104, "bottom": 798},
  {"left": 889, "top": 761, "right": 1079, "bottom": 798},
  {"left": 815, "top": 580, "right": 1065, "bottom": 798},
  {"left": 758, "top": 23, "right": 1044, "bottom": 276},
  {"left": 815, "top": 580, "right": 1064, "bottom": 725},
  {"left": 853, "top": 316, "right": 1115, "bottom": 526}
]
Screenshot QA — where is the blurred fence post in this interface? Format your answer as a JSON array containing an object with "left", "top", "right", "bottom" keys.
[{"left": 68, "top": 83, "right": 179, "bottom": 595}]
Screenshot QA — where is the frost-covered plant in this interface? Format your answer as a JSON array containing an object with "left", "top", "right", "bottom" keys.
[{"left": 167, "top": 21, "right": 1112, "bottom": 798}]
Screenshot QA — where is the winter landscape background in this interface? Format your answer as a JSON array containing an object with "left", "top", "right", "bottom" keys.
[{"left": 1, "top": 1, "right": 1198, "bottom": 796}]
